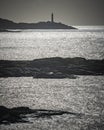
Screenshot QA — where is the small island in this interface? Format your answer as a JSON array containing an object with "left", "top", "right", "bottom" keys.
[{"left": 0, "top": 13, "right": 77, "bottom": 29}]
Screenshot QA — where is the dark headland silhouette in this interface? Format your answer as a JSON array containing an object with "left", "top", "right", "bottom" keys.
[{"left": 0, "top": 13, "right": 76, "bottom": 30}]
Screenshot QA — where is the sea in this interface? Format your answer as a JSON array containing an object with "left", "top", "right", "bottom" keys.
[{"left": 0, "top": 26, "right": 104, "bottom": 130}]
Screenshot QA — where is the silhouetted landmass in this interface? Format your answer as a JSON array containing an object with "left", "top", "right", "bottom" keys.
[
  {"left": 0, "top": 18, "right": 76, "bottom": 29},
  {"left": 0, "top": 57, "right": 104, "bottom": 78},
  {"left": 0, "top": 106, "right": 81, "bottom": 124}
]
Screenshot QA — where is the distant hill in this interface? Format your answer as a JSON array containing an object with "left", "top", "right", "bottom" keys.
[{"left": 0, "top": 18, "right": 76, "bottom": 29}]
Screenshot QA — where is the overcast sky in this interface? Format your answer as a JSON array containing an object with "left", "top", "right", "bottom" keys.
[{"left": 0, "top": 0, "right": 104, "bottom": 25}]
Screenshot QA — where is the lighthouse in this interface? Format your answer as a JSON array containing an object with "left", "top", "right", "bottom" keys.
[{"left": 51, "top": 13, "right": 54, "bottom": 23}]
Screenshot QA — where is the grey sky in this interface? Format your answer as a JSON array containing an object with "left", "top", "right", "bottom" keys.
[{"left": 0, "top": 0, "right": 104, "bottom": 25}]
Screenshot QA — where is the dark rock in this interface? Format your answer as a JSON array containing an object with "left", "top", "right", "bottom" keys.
[
  {"left": 0, "top": 106, "right": 82, "bottom": 124},
  {"left": 0, "top": 57, "right": 104, "bottom": 78}
]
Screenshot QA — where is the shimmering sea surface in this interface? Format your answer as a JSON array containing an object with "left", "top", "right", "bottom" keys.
[{"left": 0, "top": 27, "right": 104, "bottom": 130}]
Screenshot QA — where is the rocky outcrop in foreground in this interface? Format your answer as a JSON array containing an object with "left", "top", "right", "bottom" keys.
[{"left": 0, "top": 106, "right": 81, "bottom": 124}]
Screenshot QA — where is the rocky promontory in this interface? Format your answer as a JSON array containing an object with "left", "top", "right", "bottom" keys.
[{"left": 0, "top": 18, "right": 76, "bottom": 29}]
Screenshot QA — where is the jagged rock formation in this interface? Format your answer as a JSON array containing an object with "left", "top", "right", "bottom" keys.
[{"left": 0, "top": 106, "right": 81, "bottom": 124}]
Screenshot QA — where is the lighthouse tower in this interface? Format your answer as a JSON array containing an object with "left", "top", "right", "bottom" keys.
[{"left": 51, "top": 13, "right": 54, "bottom": 23}]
